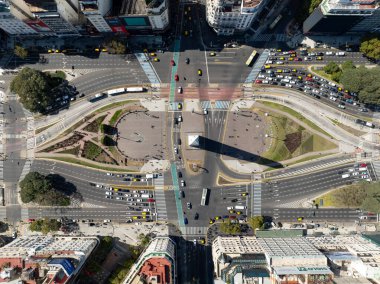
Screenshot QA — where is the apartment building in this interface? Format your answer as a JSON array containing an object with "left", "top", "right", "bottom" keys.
[
  {"left": 0, "top": 236, "right": 99, "bottom": 283},
  {"left": 303, "top": 0, "right": 380, "bottom": 34},
  {"left": 206, "top": 0, "right": 266, "bottom": 35}
]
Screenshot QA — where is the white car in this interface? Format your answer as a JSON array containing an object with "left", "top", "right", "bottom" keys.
[
  {"left": 103, "top": 219, "right": 111, "bottom": 223},
  {"left": 178, "top": 115, "right": 183, "bottom": 122},
  {"left": 105, "top": 191, "right": 113, "bottom": 196},
  {"left": 338, "top": 104, "right": 345, "bottom": 109},
  {"left": 329, "top": 96, "right": 337, "bottom": 101},
  {"left": 116, "top": 197, "right": 124, "bottom": 200},
  {"left": 174, "top": 146, "right": 178, "bottom": 154},
  {"left": 178, "top": 86, "right": 183, "bottom": 94},
  {"left": 262, "top": 80, "right": 269, "bottom": 84},
  {"left": 95, "top": 184, "right": 103, "bottom": 188},
  {"left": 181, "top": 180, "right": 186, "bottom": 187},
  {"left": 227, "top": 206, "right": 234, "bottom": 210},
  {"left": 285, "top": 84, "right": 293, "bottom": 88},
  {"left": 136, "top": 198, "right": 143, "bottom": 202},
  {"left": 276, "top": 61, "right": 284, "bottom": 65},
  {"left": 143, "top": 208, "right": 150, "bottom": 212},
  {"left": 106, "top": 172, "right": 113, "bottom": 176}
]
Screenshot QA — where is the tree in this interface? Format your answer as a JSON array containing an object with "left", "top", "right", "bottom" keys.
[
  {"left": 19, "top": 172, "right": 70, "bottom": 206},
  {"left": 19, "top": 172, "right": 52, "bottom": 203},
  {"left": 220, "top": 219, "right": 241, "bottom": 234},
  {"left": 341, "top": 60, "right": 356, "bottom": 71},
  {"left": 106, "top": 40, "right": 126, "bottom": 54},
  {"left": 360, "top": 36, "right": 380, "bottom": 60},
  {"left": 138, "top": 233, "right": 151, "bottom": 247},
  {"left": 248, "top": 216, "right": 264, "bottom": 233},
  {"left": 14, "top": 45, "right": 28, "bottom": 59},
  {"left": 323, "top": 62, "right": 341, "bottom": 74},
  {"left": 10, "top": 67, "right": 63, "bottom": 113},
  {"left": 361, "top": 183, "right": 380, "bottom": 213},
  {"left": 340, "top": 66, "right": 380, "bottom": 105},
  {"left": 309, "top": 0, "right": 323, "bottom": 14},
  {"left": 30, "top": 219, "right": 61, "bottom": 234}
]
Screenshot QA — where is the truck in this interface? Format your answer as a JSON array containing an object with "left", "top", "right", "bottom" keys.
[
  {"left": 88, "top": 93, "right": 107, "bottom": 102},
  {"left": 141, "top": 194, "right": 153, "bottom": 198},
  {"left": 235, "top": 205, "right": 247, "bottom": 210},
  {"left": 336, "top": 51, "right": 345, "bottom": 56}
]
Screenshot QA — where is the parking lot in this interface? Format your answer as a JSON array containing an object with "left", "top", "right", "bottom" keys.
[{"left": 255, "top": 59, "right": 375, "bottom": 120}]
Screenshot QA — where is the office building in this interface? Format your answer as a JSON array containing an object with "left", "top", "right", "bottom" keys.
[
  {"left": 0, "top": 0, "right": 37, "bottom": 35},
  {"left": 79, "top": 0, "right": 113, "bottom": 33},
  {"left": 303, "top": 0, "right": 380, "bottom": 35},
  {"left": 123, "top": 237, "right": 176, "bottom": 284},
  {"left": 206, "top": 0, "right": 266, "bottom": 35},
  {"left": 212, "top": 236, "right": 334, "bottom": 284},
  {"left": 0, "top": 236, "right": 98, "bottom": 283},
  {"left": 112, "top": 0, "right": 169, "bottom": 34}
]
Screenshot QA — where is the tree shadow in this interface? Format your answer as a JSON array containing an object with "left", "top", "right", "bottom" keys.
[{"left": 46, "top": 174, "right": 78, "bottom": 196}]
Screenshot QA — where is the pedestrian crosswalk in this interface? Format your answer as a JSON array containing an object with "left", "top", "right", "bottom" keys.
[
  {"left": 180, "top": 226, "right": 208, "bottom": 236},
  {"left": 154, "top": 188, "right": 168, "bottom": 221},
  {"left": 265, "top": 158, "right": 355, "bottom": 179},
  {"left": 200, "top": 101, "right": 211, "bottom": 110},
  {"left": 245, "top": 49, "right": 270, "bottom": 84},
  {"left": 134, "top": 53, "right": 161, "bottom": 84},
  {"left": 371, "top": 160, "right": 380, "bottom": 181},
  {"left": 253, "top": 183, "right": 262, "bottom": 216},
  {"left": 154, "top": 174, "right": 164, "bottom": 190},
  {"left": 214, "top": 100, "right": 230, "bottom": 109},
  {"left": 27, "top": 138, "right": 35, "bottom": 150},
  {"left": 21, "top": 208, "right": 29, "bottom": 220}
]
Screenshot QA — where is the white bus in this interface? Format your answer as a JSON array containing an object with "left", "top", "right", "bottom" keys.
[
  {"left": 106, "top": 88, "right": 126, "bottom": 96},
  {"left": 201, "top": 188, "right": 209, "bottom": 206},
  {"left": 126, "top": 87, "right": 146, "bottom": 93}
]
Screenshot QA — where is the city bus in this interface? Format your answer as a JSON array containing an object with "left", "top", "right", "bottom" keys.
[
  {"left": 245, "top": 50, "right": 258, "bottom": 66},
  {"left": 201, "top": 188, "right": 209, "bottom": 206}
]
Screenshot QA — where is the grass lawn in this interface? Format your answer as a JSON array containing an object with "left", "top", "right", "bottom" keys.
[
  {"left": 261, "top": 113, "right": 337, "bottom": 163},
  {"left": 109, "top": 109, "right": 127, "bottom": 126},
  {"left": 44, "top": 157, "right": 136, "bottom": 172},
  {"left": 95, "top": 100, "right": 136, "bottom": 115},
  {"left": 82, "top": 141, "right": 102, "bottom": 160},
  {"left": 57, "top": 146, "right": 80, "bottom": 156},
  {"left": 315, "top": 191, "right": 335, "bottom": 207},
  {"left": 311, "top": 67, "right": 334, "bottom": 81},
  {"left": 83, "top": 115, "right": 107, "bottom": 133},
  {"left": 327, "top": 118, "right": 367, "bottom": 136},
  {"left": 259, "top": 101, "right": 333, "bottom": 138},
  {"left": 49, "top": 70, "right": 66, "bottom": 80}
]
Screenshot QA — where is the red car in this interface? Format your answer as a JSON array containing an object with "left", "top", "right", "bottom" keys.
[
  {"left": 360, "top": 163, "right": 367, "bottom": 167},
  {"left": 305, "top": 77, "right": 313, "bottom": 82},
  {"left": 255, "top": 80, "right": 262, "bottom": 84},
  {"left": 147, "top": 198, "right": 155, "bottom": 202},
  {"left": 174, "top": 74, "right": 179, "bottom": 81},
  {"left": 294, "top": 57, "right": 302, "bottom": 61},
  {"left": 27, "top": 219, "right": 35, "bottom": 223},
  {"left": 170, "top": 60, "right": 175, "bottom": 66}
]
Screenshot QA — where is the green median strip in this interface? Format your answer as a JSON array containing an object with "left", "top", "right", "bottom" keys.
[{"left": 171, "top": 163, "right": 184, "bottom": 226}]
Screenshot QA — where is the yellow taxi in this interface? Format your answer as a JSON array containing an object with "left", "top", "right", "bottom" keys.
[
  {"left": 150, "top": 52, "right": 156, "bottom": 56},
  {"left": 153, "top": 57, "right": 160, "bottom": 62},
  {"left": 132, "top": 216, "right": 139, "bottom": 220},
  {"left": 142, "top": 212, "right": 147, "bottom": 215},
  {"left": 178, "top": 103, "right": 182, "bottom": 109},
  {"left": 229, "top": 210, "right": 235, "bottom": 214},
  {"left": 143, "top": 48, "right": 148, "bottom": 53},
  {"left": 240, "top": 192, "right": 248, "bottom": 197},
  {"left": 197, "top": 69, "right": 202, "bottom": 76},
  {"left": 290, "top": 53, "right": 296, "bottom": 57},
  {"left": 264, "top": 65, "right": 271, "bottom": 69},
  {"left": 113, "top": 188, "right": 119, "bottom": 192},
  {"left": 210, "top": 52, "right": 216, "bottom": 56},
  {"left": 292, "top": 68, "right": 297, "bottom": 72},
  {"left": 316, "top": 56, "right": 323, "bottom": 60},
  {"left": 276, "top": 69, "right": 283, "bottom": 73},
  {"left": 277, "top": 49, "right": 282, "bottom": 52},
  {"left": 55, "top": 49, "right": 60, "bottom": 53},
  {"left": 209, "top": 219, "right": 215, "bottom": 224},
  {"left": 215, "top": 216, "right": 221, "bottom": 220},
  {"left": 338, "top": 87, "right": 343, "bottom": 91},
  {"left": 101, "top": 48, "right": 108, "bottom": 52},
  {"left": 288, "top": 57, "right": 294, "bottom": 61},
  {"left": 307, "top": 73, "right": 312, "bottom": 78},
  {"left": 199, "top": 238, "right": 205, "bottom": 244},
  {"left": 297, "top": 217, "right": 304, "bottom": 221},
  {"left": 48, "top": 49, "right": 53, "bottom": 53},
  {"left": 95, "top": 48, "right": 100, "bottom": 52},
  {"left": 279, "top": 57, "right": 285, "bottom": 60},
  {"left": 297, "top": 76, "right": 302, "bottom": 80},
  {"left": 142, "top": 216, "right": 147, "bottom": 219},
  {"left": 236, "top": 211, "right": 242, "bottom": 215}
]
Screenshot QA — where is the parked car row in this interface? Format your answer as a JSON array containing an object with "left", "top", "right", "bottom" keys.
[{"left": 256, "top": 66, "right": 369, "bottom": 113}]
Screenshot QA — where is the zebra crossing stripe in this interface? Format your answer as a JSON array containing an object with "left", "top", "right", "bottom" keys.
[
  {"left": 253, "top": 183, "right": 262, "bottom": 216},
  {"left": 200, "top": 101, "right": 211, "bottom": 110},
  {"left": 215, "top": 101, "right": 230, "bottom": 109},
  {"left": 245, "top": 49, "right": 270, "bottom": 84},
  {"left": 134, "top": 53, "right": 161, "bottom": 84}
]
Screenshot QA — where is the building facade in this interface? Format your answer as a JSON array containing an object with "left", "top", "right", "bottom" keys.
[
  {"left": 0, "top": 236, "right": 99, "bottom": 283},
  {"left": 303, "top": 0, "right": 380, "bottom": 35},
  {"left": 206, "top": 0, "right": 266, "bottom": 35},
  {"left": 123, "top": 237, "right": 176, "bottom": 284}
]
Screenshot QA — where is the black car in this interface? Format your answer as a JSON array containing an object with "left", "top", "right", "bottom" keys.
[
  {"left": 79, "top": 93, "right": 85, "bottom": 98},
  {"left": 231, "top": 199, "right": 238, "bottom": 203},
  {"left": 186, "top": 58, "right": 190, "bottom": 64},
  {"left": 181, "top": 190, "right": 185, "bottom": 198},
  {"left": 184, "top": 217, "right": 188, "bottom": 225},
  {"left": 194, "top": 213, "right": 199, "bottom": 220},
  {"left": 178, "top": 171, "right": 182, "bottom": 178}
]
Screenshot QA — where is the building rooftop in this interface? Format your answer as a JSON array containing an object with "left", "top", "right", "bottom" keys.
[
  {"left": 118, "top": 0, "right": 165, "bottom": 15},
  {"left": 258, "top": 237, "right": 324, "bottom": 258},
  {"left": 213, "top": 237, "right": 264, "bottom": 255},
  {"left": 242, "top": 0, "right": 262, "bottom": 8},
  {"left": 139, "top": 258, "right": 171, "bottom": 284}
]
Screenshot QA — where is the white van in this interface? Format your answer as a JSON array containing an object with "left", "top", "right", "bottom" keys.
[
  {"left": 178, "top": 86, "right": 183, "bottom": 94},
  {"left": 235, "top": 205, "right": 247, "bottom": 210},
  {"left": 325, "top": 51, "right": 334, "bottom": 56},
  {"left": 342, "top": 173, "right": 350, "bottom": 178}
]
